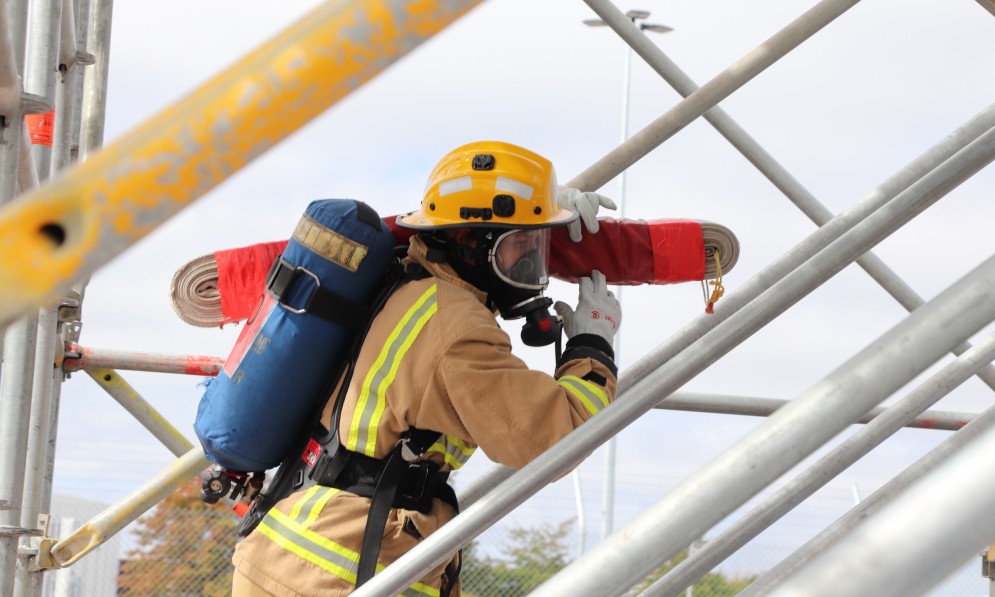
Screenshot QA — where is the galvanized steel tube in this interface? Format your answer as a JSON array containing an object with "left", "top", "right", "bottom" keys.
[
  {"left": 47, "top": 447, "right": 208, "bottom": 568},
  {"left": 350, "top": 93, "right": 995, "bottom": 597},
  {"left": 0, "top": 0, "right": 483, "bottom": 327},
  {"left": 583, "top": 0, "right": 995, "bottom": 391},
  {"left": 63, "top": 343, "right": 222, "bottom": 375},
  {"left": 567, "top": 0, "right": 861, "bottom": 192},
  {"left": 741, "top": 404, "right": 995, "bottom": 595},
  {"left": 767, "top": 408, "right": 995, "bottom": 596},
  {"left": 85, "top": 368, "right": 193, "bottom": 457},
  {"left": 77, "top": 0, "right": 108, "bottom": 158},
  {"left": 618, "top": 102, "right": 995, "bottom": 395},
  {"left": 14, "top": 307, "right": 59, "bottom": 597},
  {"left": 645, "top": 330, "right": 995, "bottom": 597},
  {"left": 0, "top": 315, "right": 39, "bottom": 597},
  {"left": 657, "top": 391, "right": 974, "bottom": 432},
  {"left": 23, "top": 0, "right": 61, "bottom": 180}
]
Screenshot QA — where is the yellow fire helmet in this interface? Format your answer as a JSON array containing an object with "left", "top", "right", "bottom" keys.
[{"left": 396, "top": 141, "right": 579, "bottom": 230}]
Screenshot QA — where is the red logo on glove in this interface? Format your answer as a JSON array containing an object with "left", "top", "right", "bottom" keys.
[{"left": 591, "top": 311, "right": 601, "bottom": 319}]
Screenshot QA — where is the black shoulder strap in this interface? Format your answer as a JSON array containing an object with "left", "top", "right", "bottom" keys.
[
  {"left": 236, "top": 257, "right": 408, "bottom": 537},
  {"left": 355, "top": 428, "right": 444, "bottom": 589}
]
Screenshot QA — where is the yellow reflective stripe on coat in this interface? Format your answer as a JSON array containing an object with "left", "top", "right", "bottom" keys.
[
  {"left": 288, "top": 486, "right": 340, "bottom": 528},
  {"left": 557, "top": 375, "right": 610, "bottom": 416},
  {"left": 427, "top": 434, "right": 476, "bottom": 469},
  {"left": 258, "top": 509, "right": 440, "bottom": 597},
  {"left": 348, "top": 285, "right": 439, "bottom": 456}
]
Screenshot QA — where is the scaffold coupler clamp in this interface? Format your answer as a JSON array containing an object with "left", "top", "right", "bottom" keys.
[{"left": 10, "top": 513, "right": 59, "bottom": 572}]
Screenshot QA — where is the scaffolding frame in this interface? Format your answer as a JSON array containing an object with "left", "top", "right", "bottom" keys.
[{"left": 0, "top": 1, "right": 992, "bottom": 596}]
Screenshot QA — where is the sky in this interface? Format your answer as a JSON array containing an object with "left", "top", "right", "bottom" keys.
[{"left": 24, "top": 0, "right": 995, "bottom": 592}]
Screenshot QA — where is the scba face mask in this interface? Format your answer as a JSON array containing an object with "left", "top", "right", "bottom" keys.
[
  {"left": 487, "top": 229, "right": 561, "bottom": 347},
  {"left": 489, "top": 229, "right": 551, "bottom": 292}
]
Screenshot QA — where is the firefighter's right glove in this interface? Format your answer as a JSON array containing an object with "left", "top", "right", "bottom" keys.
[{"left": 554, "top": 270, "right": 621, "bottom": 346}]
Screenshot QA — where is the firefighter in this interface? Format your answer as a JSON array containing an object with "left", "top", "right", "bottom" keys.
[{"left": 231, "top": 141, "right": 621, "bottom": 597}]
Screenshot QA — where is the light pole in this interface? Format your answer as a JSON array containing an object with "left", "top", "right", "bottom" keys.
[{"left": 583, "top": 9, "right": 672, "bottom": 542}]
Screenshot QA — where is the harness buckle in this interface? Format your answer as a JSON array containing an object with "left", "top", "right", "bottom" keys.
[
  {"left": 398, "top": 462, "right": 435, "bottom": 509},
  {"left": 265, "top": 256, "right": 321, "bottom": 315}
]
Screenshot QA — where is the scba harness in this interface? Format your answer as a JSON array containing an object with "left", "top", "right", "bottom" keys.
[{"left": 233, "top": 252, "right": 460, "bottom": 591}]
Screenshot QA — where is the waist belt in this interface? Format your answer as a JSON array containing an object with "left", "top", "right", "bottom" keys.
[
  {"left": 311, "top": 428, "right": 459, "bottom": 589},
  {"left": 313, "top": 444, "right": 456, "bottom": 513}
]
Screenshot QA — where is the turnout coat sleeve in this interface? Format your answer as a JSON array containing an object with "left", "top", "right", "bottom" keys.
[
  {"left": 332, "top": 236, "right": 618, "bottom": 469},
  {"left": 429, "top": 280, "right": 616, "bottom": 469},
  {"left": 231, "top": 235, "right": 617, "bottom": 597}
]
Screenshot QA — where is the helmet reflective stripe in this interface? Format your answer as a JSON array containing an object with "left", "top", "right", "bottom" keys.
[
  {"left": 347, "top": 284, "right": 438, "bottom": 457},
  {"left": 396, "top": 140, "right": 578, "bottom": 230},
  {"left": 438, "top": 176, "right": 472, "bottom": 197},
  {"left": 494, "top": 176, "right": 534, "bottom": 200}
]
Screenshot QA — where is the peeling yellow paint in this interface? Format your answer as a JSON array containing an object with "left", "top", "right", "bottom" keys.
[{"left": 0, "top": 0, "right": 484, "bottom": 326}]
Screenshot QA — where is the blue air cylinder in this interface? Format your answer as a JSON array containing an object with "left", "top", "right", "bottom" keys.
[{"left": 194, "top": 199, "right": 396, "bottom": 473}]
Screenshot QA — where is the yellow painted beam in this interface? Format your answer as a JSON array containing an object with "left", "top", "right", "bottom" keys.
[
  {"left": 47, "top": 447, "right": 208, "bottom": 568},
  {"left": 0, "top": 0, "right": 483, "bottom": 327}
]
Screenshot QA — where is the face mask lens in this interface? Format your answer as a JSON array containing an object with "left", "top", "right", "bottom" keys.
[{"left": 491, "top": 229, "right": 550, "bottom": 290}]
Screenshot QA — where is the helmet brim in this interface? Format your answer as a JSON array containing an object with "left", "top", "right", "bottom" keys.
[{"left": 396, "top": 207, "right": 577, "bottom": 230}]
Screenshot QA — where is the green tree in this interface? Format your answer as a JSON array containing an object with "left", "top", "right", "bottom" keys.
[
  {"left": 632, "top": 548, "right": 756, "bottom": 596},
  {"left": 463, "top": 519, "right": 575, "bottom": 597},
  {"left": 118, "top": 477, "right": 238, "bottom": 596},
  {"left": 463, "top": 521, "right": 755, "bottom": 596}
]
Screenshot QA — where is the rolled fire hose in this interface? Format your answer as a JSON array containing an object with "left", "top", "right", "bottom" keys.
[
  {"left": 169, "top": 254, "right": 223, "bottom": 328},
  {"left": 170, "top": 218, "right": 740, "bottom": 328}
]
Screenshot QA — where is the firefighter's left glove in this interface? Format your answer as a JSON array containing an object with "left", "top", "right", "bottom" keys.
[
  {"left": 554, "top": 270, "right": 621, "bottom": 346},
  {"left": 557, "top": 187, "right": 618, "bottom": 243}
]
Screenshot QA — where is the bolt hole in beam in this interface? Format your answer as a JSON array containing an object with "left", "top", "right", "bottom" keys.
[{"left": 39, "top": 223, "right": 66, "bottom": 247}]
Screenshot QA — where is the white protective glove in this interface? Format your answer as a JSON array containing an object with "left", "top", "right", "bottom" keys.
[
  {"left": 556, "top": 186, "right": 618, "bottom": 243},
  {"left": 553, "top": 270, "right": 621, "bottom": 346}
]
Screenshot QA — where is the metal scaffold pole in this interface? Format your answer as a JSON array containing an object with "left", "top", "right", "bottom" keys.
[
  {"left": 0, "top": 314, "right": 39, "bottom": 597},
  {"left": 742, "top": 405, "right": 995, "bottom": 594},
  {"left": 569, "top": 0, "right": 861, "bottom": 192},
  {"left": 767, "top": 407, "right": 995, "bottom": 596},
  {"left": 655, "top": 391, "right": 975, "bottom": 432},
  {"left": 644, "top": 328, "right": 995, "bottom": 597},
  {"left": 618, "top": 99, "right": 995, "bottom": 395},
  {"left": 583, "top": 0, "right": 995, "bottom": 391},
  {"left": 0, "top": 0, "right": 484, "bottom": 329},
  {"left": 435, "top": 89, "right": 995, "bottom": 569},
  {"left": 350, "top": 104, "right": 995, "bottom": 597},
  {"left": 527, "top": 130, "right": 995, "bottom": 597}
]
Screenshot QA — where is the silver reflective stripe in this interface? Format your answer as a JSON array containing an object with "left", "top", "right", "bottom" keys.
[
  {"left": 258, "top": 509, "right": 441, "bottom": 597},
  {"left": 348, "top": 285, "right": 439, "bottom": 456},
  {"left": 438, "top": 176, "right": 472, "bottom": 197},
  {"left": 259, "top": 509, "right": 360, "bottom": 584},
  {"left": 495, "top": 175, "right": 534, "bottom": 200},
  {"left": 428, "top": 434, "right": 476, "bottom": 469}
]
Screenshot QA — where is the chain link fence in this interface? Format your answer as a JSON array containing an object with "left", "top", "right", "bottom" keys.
[{"left": 36, "top": 476, "right": 988, "bottom": 596}]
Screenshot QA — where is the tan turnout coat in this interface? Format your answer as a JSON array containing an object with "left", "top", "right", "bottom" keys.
[{"left": 232, "top": 235, "right": 617, "bottom": 596}]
